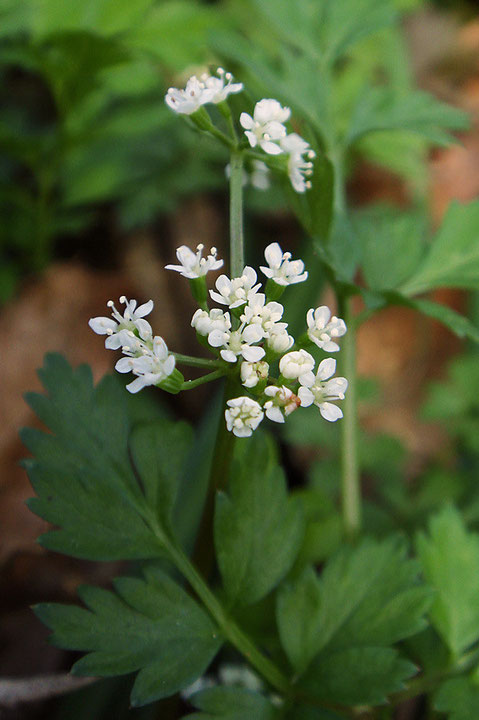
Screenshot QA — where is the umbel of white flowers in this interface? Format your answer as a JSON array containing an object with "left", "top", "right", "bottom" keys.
[
  {"left": 165, "top": 69, "right": 315, "bottom": 194},
  {"left": 89, "top": 243, "right": 348, "bottom": 437}
]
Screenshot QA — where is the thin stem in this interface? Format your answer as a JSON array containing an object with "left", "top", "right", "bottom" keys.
[
  {"left": 392, "top": 648, "right": 479, "bottom": 705},
  {"left": 339, "top": 295, "right": 361, "bottom": 538},
  {"left": 181, "top": 369, "right": 225, "bottom": 391},
  {"left": 166, "top": 539, "right": 292, "bottom": 696},
  {"left": 229, "top": 150, "right": 245, "bottom": 277},
  {"left": 173, "top": 353, "right": 222, "bottom": 369},
  {"left": 192, "top": 377, "right": 237, "bottom": 575}
]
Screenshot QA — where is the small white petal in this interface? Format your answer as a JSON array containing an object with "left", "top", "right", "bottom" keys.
[
  {"left": 319, "top": 402, "right": 343, "bottom": 422},
  {"left": 316, "top": 358, "right": 336, "bottom": 381}
]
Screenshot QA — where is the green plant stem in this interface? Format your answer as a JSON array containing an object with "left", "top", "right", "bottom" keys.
[
  {"left": 192, "top": 377, "right": 237, "bottom": 575},
  {"left": 392, "top": 648, "right": 479, "bottom": 706},
  {"left": 339, "top": 295, "right": 361, "bottom": 538},
  {"left": 181, "top": 369, "right": 226, "bottom": 391},
  {"left": 166, "top": 538, "right": 292, "bottom": 696},
  {"left": 173, "top": 353, "right": 222, "bottom": 369},
  {"left": 229, "top": 150, "right": 245, "bottom": 277}
]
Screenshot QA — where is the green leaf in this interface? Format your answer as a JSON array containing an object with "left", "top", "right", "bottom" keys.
[
  {"left": 411, "top": 299, "right": 479, "bottom": 344},
  {"left": 22, "top": 354, "right": 190, "bottom": 560},
  {"left": 35, "top": 566, "right": 222, "bottom": 706},
  {"left": 318, "top": 0, "right": 396, "bottom": 63},
  {"left": 347, "top": 88, "right": 468, "bottom": 147},
  {"left": 435, "top": 677, "right": 479, "bottom": 720},
  {"left": 360, "top": 290, "right": 479, "bottom": 345},
  {"left": 354, "top": 205, "right": 426, "bottom": 291},
  {"left": 31, "top": 0, "right": 155, "bottom": 38},
  {"left": 129, "top": 420, "right": 193, "bottom": 526},
  {"left": 276, "top": 567, "right": 322, "bottom": 674},
  {"left": 126, "top": 1, "right": 224, "bottom": 69},
  {"left": 301, "top": 646, "right": 416, "bottom": 706},
  {"left": 214, "top": 434, "right": 304, "bottom": 606},
  {"left": 277, "top": 538, "right": 430, "bottom": 678},
  {"left": 185, "top": 686, "right": 279, "bottom": 719},
  {"left": 417, "top": 505, "right": 479, "bottom": 659},
  {"left": 401, "top": 201, "right": 479, "bottom": 295}
]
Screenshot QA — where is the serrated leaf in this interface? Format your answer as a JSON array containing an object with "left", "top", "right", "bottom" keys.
[
  {"left": 319, "top": 0, "right": 396, "bottom": 63},
  {"left": 22, "top": 354, "right": 191, "bottom": 560},
  {"left": 359, "top": 289, "right": 479, "bottom": 345},
  {"left": 129, "top": 420, "right": 193, "bottom": 526},
  {"left": 214, "top": 434, "right": 303, "bottom": 606},
  {"left": 417, "top": 506, "right": 479, "bottom": 659},
  {"left": 185, "top": 686, "right": 278, "bottom": 719},
  {"left": 435, "top": 677, "right": 479, "bottom": 720},
  {"left": 354, "top": 205, "right": 426, "bottom": 291},
  {"left": 347, "top": 87, "right": 468, "bottom": 147},
  {"left": 277, "top": 538, "right": 430, "bottom": 677},
  {"left": 35, "top": 567, "right": 222, "bottom": 706},
  {"left": 276, "top": 567, "right": 322, "bottom": 674},
  {"left": 411, "top": 299, "right": 479, "bottom": 344},
  {"left": 401, "top": 201, "right": 479, "bottom": 295},
  {"left": 301, "top": 646, "right": 416, "bottom": 706}
]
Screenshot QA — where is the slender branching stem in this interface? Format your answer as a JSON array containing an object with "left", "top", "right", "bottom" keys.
[
  {"left": 181, "top": 369, "right": 226, "bottom": 391},
  {"left": 173, "top": 352, "right": 222, "bottom": 369}
]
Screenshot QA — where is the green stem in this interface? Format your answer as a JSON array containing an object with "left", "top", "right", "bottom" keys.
[
  {"left": 181, "top": 369, "right": 226, "bottom": 391},
  {"left": 392, "top": 648, "right": 479, "bottom": 705},
  {"left": 173, "top": 353, "right": 222, "bottom": 369},
  {"left": 192, "top": 378, "right": 237, "bottom": 575},
  {"left": 166, "top": 539, "right": 292, "bottom": 696},
  {"left": 339, "top": 295, "right": 361, "bottom": 538},
  {"left": 229, "top": 151, "right": 245, "bottom": 277}
]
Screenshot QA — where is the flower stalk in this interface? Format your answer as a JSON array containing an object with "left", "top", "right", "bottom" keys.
[
  {"left": 339, "top": 295, "right": 361, "bottom": 538},
  {"left": 229, "top": 150, "right": 245, "bottom": 277}
]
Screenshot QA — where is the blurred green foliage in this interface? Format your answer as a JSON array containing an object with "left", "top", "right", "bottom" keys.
[{"left": 0, "top": 0, "right": 232, "bottom": 301}]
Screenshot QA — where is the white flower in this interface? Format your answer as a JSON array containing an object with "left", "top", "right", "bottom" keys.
[
  {"left": 298, "top": 358, "right": 348, "bottom": 421},
  {"left": 208, "top": 321, "right": 265, "bottom": 363},
  {"left": 306, "top": 306, "right": 347, "bottom": 352},
  {"left": 210, "top": 267, "right": 261, "bottom": 308},
  {"left": 115, "top": 335, "right": 176, "bottom": 394},
  {"left": 279, "top": 349, "right": 315, "bottom": 384},
  {"left": 201, "top": 67, "right": 243, "bottom": 103},
  {"left": 280, "top": 133, "right": 315, "bottom": 193},
  {"left": 260, "top": 242, "right": 308, "bottom": 286},
  {"left": 165, "top": 75, "right": 215, "bottom": 114},
  {"left": 263, "top": 385, "right": 301, "bottom": 423},
  {"left": 225, "top": 396, "right": 264, "bottom": 437},
  {"left": 250, "top": 161, "right": 270, "bottom": 190},
  {"left": 240, "top": 360, "right": 269, "bottom": 388},
  {"left": 266, "top": 324, "right": 294, "bottom": 353},
  {"left": 240, "top": 99, "right": 290, "bottom": 155},
  {"left": 241, "top": 294, "right": 284, "bottom": 334},
  {"left": 165, "top": 244, "right": 223, "bottom": 279},
  {"left": 89, "top": 296, "right": 153, "bottom": 350},
  {"left": 191, "top": 308, "right": 231, "bottom": 336}
]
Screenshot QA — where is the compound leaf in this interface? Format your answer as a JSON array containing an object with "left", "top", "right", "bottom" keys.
[
  {"left": 214, "top": 434, "right": 304, "bottom": 606},
  {"left": 417, "top": 506, "right": 479, "bottom": 659},
  {"left": 35, "top": 566, "right": 222, "bottom": 706},
  {"left": 184, "top": 686, "right": 279, "bottom": 719},
  {"left": 401, "top": 201, "right": 479, "bottom": 295},
  {"left": 22, "top": 354, "right": 191, "bottom": 560}
]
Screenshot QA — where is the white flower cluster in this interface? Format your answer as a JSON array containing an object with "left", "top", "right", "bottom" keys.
[
  {"left": 89, "top": 297, "right": 176, "bottom": 394},
  {"left": 165, "top": 68, "right": 243, "bottom": 115},
  {"left": 89, "top": 244, "right": 347, "bottom": 437},
  {"left": 165, "top": 71, "right": 315, "bottom": 194},
  {"left": 240, "top": 100, "right": 315, "bottom": 193},
  {"left": 169, "top": 241, "right": 347, "bottom": 437}
]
